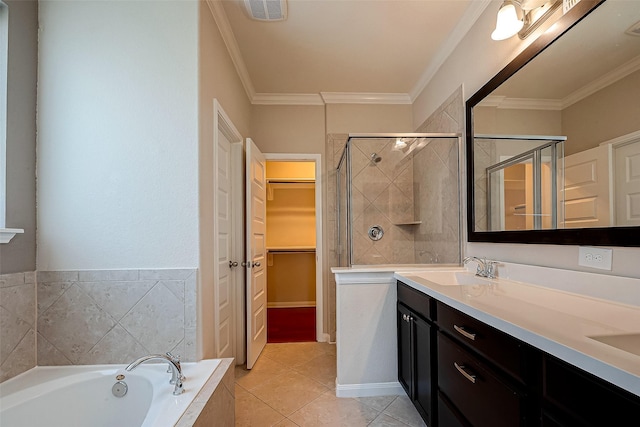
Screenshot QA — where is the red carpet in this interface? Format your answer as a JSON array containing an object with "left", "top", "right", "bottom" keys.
[{"left": 267, "top": 307, "right": 316, "bottom": 343}]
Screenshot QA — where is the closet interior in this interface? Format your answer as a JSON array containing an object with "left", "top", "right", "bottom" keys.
[{"left": 265, "top": 161, "right": 317, "bottom": 342}]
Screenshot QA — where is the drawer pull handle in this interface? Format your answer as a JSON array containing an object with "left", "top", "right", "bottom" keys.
[
  {"left": 454, "top": 324, "right": 476, "bottom": 341},
  {"left": 454, "top": 362, "right": 477, "bottom": 384}
]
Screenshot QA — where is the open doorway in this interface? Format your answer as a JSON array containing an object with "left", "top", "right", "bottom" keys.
[{"left": 264, "top": 155, "right": 323, "bottom": 343}]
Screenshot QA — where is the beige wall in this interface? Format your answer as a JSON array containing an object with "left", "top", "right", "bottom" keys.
[
  {"left": 562, "top": 70, "right": 640, "bottom": 156},
  {"left": 414, "top": 1, "right": 640, "bottom": 278},
  {"left": 267, "top": 253, "right": 316, "bottom": 306},
  {"left": 267, "top": 161, "right": 315, "bottom": 180},
  {"left": 1, "top": 0, "right": 37, "bottom": 274},
  {"left": 326, "top": 104, "right": 413, "bottom": 134},
  {"left": 474, "top": 107, "right": 562, "bottom": 136},
  {"left": 266, "top": 186, "right": 316, "bottom": 248},
  {"left": 251, "top": 105, "right": 325, "bottom": 154},
  {"left": 198, "top": 3, "right": 252, "bottom": 359}
]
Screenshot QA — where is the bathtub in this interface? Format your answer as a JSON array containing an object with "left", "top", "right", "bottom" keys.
[{"left": 0, "top": 359, "right": 225, "bottom": 427}]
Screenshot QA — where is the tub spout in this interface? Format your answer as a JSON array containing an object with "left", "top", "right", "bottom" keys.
[{"left": 126, "top": 354, "right": 184, "bottom": 395}]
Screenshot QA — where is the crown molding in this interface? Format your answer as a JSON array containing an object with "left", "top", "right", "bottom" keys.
[
  {"left": 479, "top": 56, "right": 640, "bottom": 111},
  {"left": 252, "top": 93, "right": 325, "bottom": 106},
  {"left": 320, "top": 92, "right": 411, "bottom": 105},
  {"left": 206, "top": 0, "right": 255, "bottom": 101},
  {"left": 409, "top": 0, "right": 493, "bottom": 102},
  {"left": 479, "top": 95, "right": 563, "bottom": 110},
  {"left": 561, "top": 55, "right": 640, "bottom": 109}
]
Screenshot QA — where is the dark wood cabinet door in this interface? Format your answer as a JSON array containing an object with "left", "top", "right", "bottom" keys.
[
  {"left": 544, "top": 356, "right": 640, "bottom": 427},
  {"left": 414, "top": 314, "right": 434, "bottom": 425},
  {"left": 397, "top": 302, "right": 413, "bottom": 398}
]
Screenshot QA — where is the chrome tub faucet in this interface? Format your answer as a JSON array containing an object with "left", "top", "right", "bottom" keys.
[{"left": 126, "top": 353, "right": 185, "bottom": 395}]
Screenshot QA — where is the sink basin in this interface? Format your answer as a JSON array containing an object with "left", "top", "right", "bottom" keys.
[
  {"left": 588, "top": 333, "right": 640, "bottom": 357},
  {"left": 407, "top": 270, "right": 495, "bottom": 286}
]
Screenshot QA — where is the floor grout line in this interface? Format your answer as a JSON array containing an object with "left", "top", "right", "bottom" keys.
[{"left": 235, "top": 342, "right": 419, "bottom": 427}]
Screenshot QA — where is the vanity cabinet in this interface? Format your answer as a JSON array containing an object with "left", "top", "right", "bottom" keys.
[
  {"left": 438, "top": 332, "right": 525, "bottom": 427},
  {"left": 397, "top": 282, "right": 436, "bottom": 425},
  {"left": 437, "top": 302, "right": 537, "bottom": 427},
  {"left": 437, "top": 302, "right": 534, "bottom": 384},
  {"left": 397, "top": 279, "right": 640, "bottom": 427},
  {"left": 542, "top": 355, "right": 640, "bottom": 427}
]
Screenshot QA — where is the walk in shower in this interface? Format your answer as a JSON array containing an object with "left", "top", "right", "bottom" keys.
[{"left": 335, "top": 133, "right": 462, "bottom": 266}]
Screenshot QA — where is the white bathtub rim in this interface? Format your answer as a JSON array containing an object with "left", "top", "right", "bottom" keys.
[{"left": 0, "top": 359, "right": 222, "bottom": 427}]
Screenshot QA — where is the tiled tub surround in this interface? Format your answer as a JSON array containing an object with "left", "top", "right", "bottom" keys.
[
  {"left": 0, "top": 272, "right": 37, "bottom": 382},
  {"left": 36, "top": 269, "right": 197, "bottom": 366}
]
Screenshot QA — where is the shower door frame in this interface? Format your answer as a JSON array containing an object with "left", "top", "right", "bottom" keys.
[{"left": 337, "top": 133, "right": 463, "bottom": 267}]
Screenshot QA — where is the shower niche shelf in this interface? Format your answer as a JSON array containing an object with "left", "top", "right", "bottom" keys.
[{"left": 393, "top": 221, "right": 422, "bottom": 226}]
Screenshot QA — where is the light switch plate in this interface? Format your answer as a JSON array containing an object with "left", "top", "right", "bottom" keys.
[{"left": 578, "top": 247, "right": 613, "bottom": 270}]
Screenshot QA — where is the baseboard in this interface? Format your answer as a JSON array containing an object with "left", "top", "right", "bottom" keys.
[
  {"left": 267, "top": 301, "right": 316, "bottom": 308},
  {"left": 335, "top": 381, "right": 405, "bottom": 398},
  {"left": 316, "top": 333, "right": 331, "bottom": 343}
]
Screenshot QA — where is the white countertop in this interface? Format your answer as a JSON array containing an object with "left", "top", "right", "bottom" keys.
[{"left": 395, "top": 269, "right": 640, "bottom": 397}]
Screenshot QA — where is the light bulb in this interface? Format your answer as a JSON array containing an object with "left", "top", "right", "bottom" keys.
[{"left": 491, "top": 2, "right": 524, "bottom": 40}]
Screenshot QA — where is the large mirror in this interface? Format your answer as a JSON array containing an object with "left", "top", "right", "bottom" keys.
[{"left": 466, "top": 0, "right": 640, "bottom": 246}]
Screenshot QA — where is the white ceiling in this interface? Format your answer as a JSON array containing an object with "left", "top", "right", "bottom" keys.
[{"left": 213, "top": 0, "right": 489, "bottom": 103}]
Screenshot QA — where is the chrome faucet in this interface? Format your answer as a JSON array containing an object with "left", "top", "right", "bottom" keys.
[
  {"left": 463, "top": 256, "right": 498, "bottom": 279},
  {"left": 126, "top": 353, "right": 185, "bottom": 395}
]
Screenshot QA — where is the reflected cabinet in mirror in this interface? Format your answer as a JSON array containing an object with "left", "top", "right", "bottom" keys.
[{"left": 466, "top": 0, "right": 640, "bottom": 246}]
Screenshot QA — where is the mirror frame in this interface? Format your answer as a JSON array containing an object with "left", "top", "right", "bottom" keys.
[{"left": 466, "top": 0, "right": 640, "bottom": 247}]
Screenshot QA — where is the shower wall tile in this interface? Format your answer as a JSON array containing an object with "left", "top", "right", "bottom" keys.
[
  {"left": 0, "top": 271, "right": 36, "bottom": 382},
  {"left": 414, "top": 86, "right": 463, "bottom": 264},
  {"left": 36, "top": 268, "right": 197, "bottom": 366},
  {"left": 327, "top": 134, "right": 348, "bottom": 342}
]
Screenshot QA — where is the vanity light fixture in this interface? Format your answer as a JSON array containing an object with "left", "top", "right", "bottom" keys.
[
  {"left": 491, "top": 1, "right": 524, "bottom": 40},
  {"left": 492, "top": 0, "right": 563, "bottom": 41}
]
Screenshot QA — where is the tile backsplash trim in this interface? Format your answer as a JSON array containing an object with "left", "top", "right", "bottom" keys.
[{"left": 36, "top": 268, "right": 197, "bottom": 366}]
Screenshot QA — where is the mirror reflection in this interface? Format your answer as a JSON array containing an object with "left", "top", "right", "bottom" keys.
[{"left": 472, "top": 0, "right": 640, "bottom": 232}]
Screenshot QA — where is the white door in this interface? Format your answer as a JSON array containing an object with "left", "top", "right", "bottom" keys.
[
  {"left": 214, "top": 130, "right": 235, "bottom": 358},
  {"left": 246, "top": 138, "right": 267, "bottom": 369},
  {"left": 614, "top": 139, "right": 640, "bottom": 226},
  {"left": 562, "top": 145, "right": 610, "bottom": 228}
]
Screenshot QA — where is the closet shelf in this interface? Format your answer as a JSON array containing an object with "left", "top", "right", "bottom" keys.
[{"left": 267, "top": 246, "right": 316, "bottom": 252}]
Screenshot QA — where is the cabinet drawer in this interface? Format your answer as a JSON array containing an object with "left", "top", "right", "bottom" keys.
[
  {"left": 544, "top": 355, "right": 640, "bottom": 426},
  {"left": 438, "top": 392, "right": 472, "bottom": 427},
  {"left": 398, "top": 281, "right": 432, "bottom": 320},
  {"left": 437, "top": 301, "right": 529, "bottom": 382},
  {"left": 438, "top": 332, "right": 525, "bottom": 427}
]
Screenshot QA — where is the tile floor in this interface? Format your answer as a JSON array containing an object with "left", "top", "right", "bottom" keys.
[{"left": 234, "top": 342, "right": 426, "bottom": 426}]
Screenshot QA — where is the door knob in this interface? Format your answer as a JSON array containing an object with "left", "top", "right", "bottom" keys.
[
  {"left": 252, "top": 261, "right": 261, "bottom": 268},
  {"left": 229, "top": 261, "right": 239, "bottom": 268}
]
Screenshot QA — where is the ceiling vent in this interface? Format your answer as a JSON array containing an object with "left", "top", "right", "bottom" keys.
[{"left": 243, "top": 0, "right": 287, "bottom": 22}]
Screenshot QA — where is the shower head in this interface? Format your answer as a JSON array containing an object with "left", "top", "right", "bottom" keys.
[{"left": 370, "top": 153, "right": 382, "bottom": 164}]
